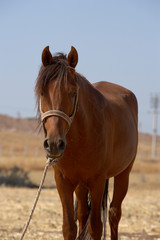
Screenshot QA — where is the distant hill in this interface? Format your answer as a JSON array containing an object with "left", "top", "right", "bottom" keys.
[
  {"left": 0, "top": 114, "right": 159, "bottom": 142},
  {"left": 139, "top": 132, "right": 160, "bottom": 143},
  {"left": 0, "top": 114, "right": 39, "bottom": 133}
]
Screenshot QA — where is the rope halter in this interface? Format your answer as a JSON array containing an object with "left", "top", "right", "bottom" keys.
[{"left": 39, "top": 91, "right": 79, "bottom": 130}]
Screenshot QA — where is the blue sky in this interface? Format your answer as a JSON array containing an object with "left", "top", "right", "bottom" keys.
[{"left": 0, "top": 0, "right": 160, "bottom": 134}]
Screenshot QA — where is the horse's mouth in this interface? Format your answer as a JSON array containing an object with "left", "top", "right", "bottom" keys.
[
  {"left": 47, "top": 157, "right": 58, "bottom": 165},
  {"left": 46, "top": 153, "right": 63, "bottom": 164}
]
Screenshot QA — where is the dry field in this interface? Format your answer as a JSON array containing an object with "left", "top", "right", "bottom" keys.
[
  {"left": 0, "top": 120, "right": 160, "bottom": 239},
  {"left": 1, "top": 176, "right": 160, "bottom": 240}
]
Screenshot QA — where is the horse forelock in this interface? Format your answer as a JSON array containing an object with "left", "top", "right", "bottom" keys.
[{"left": 35, "top": 53, "right": 69, "bottom": 98}]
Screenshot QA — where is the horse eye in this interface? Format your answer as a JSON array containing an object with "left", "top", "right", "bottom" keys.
[{"left": 41, "top": 92, "right": 44, "bottom": 96}]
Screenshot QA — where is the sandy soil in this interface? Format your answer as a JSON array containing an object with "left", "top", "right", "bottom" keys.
[{"left": 1, "top": 176, "right": 160, "bottom": 240}]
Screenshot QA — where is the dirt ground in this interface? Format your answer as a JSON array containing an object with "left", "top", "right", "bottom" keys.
[{"left": 1, "top": 171, "right": 160, "bottom": 240}]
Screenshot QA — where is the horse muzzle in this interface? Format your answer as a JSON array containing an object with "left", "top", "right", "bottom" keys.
[{"left": 43, "top": 138, "right": 66, "bottom": 159}]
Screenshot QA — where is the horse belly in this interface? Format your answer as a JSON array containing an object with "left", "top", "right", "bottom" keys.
[{"left": 105, "top": 124, "right": 138, "bottom": 178}]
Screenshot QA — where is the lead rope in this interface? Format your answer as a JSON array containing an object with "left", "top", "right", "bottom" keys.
[
  {"left": 19, "top": 159, "right": 106, "bottom": 240},
  {"left": 19, "top": 158, "right": 56, "bottom": 240}
]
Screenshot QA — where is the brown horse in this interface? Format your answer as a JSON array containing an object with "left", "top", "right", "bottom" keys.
[{"left": 35, "top": 46, "right": 138, "bottom": 240}]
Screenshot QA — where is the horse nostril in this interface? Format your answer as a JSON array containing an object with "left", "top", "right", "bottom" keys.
[
  {"left": 43, "top": 139, "right": 49, "bottom": 150},
  {"left": 58, "top": 139, "right": 66, "bottom": 151},
  {"left": 43, "top": 138, "right": 65, "bottom": 155}
]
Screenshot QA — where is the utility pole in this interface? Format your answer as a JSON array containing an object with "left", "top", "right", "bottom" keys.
[{"left": 150, "top": 94, "right": 159, "bottom": 159}]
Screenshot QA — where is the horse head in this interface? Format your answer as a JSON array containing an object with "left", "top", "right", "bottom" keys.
[{"left": 36, "top": 46, "right": 79, "bottom": 160}]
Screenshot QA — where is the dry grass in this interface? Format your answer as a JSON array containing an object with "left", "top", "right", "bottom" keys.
[
  {"left": 0, "top": 130, "right": 44, "bottom": 157},
  {"left": 0, "top": 130, "right": 160, "bottom": 172},
  {"left": 0, "top": 156, "right": 45, "bottom": 171},
  {"left": 0, "top": 186, "right": 160, "bottom": 240},
  {"left": 137, "top": 133, "right": 160, "bottom": 161},
  {"left": 0, "top": 130, "right": 45, "bottom": 170}
]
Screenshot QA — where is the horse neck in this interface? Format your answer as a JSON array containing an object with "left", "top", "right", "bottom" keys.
[{"left": 76, "top": 74, "right": 106, "bottom": 122}]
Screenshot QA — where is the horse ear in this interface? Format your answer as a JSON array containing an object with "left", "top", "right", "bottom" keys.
[
  {"left": 67, "top": 46, "right": 78, "bottom": 68},
  {"left": 41, "top": 46, "right": 53, "bottom": 67}
]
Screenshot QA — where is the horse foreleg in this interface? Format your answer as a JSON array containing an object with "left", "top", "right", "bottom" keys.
[
  {"left": 109, "top": 162, "right": 133, "bottom": 240},
  {"left": 88, "top": 177, "right": 105, "bottom": 240},
  {"left": 54, "top": 168, "right": 77, "bottom": 240},
  {"left": 75, "top": 184, "right": 89, "bottom": 234}
]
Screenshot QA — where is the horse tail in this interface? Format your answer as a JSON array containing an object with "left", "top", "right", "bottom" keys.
[
  {"left": 102, "top": 179, "right": 109, "bottom": 240},
  {"left": 75, "top": 193, "right": 91, "bottom": 240},
  {"left": 74, "top": 197, "right": 78, "bottom": 222}
]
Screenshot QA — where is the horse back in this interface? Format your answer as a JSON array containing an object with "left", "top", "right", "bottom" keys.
[{"left": 93, "top": 81, "right": 138, "bottom": 125}]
